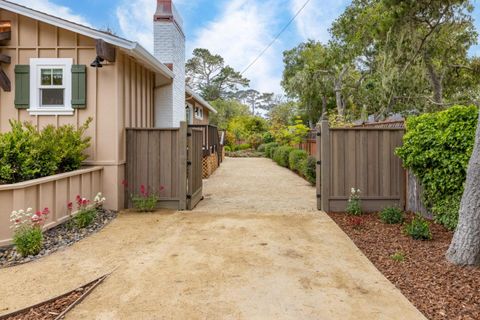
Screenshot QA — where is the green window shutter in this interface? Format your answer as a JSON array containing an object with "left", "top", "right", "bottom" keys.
[
  {"left": 14, "top": 65, "right": 30, "bottom": 109},
  {"left": 72, "top": 65, "right": 86, "bottom": 108}
]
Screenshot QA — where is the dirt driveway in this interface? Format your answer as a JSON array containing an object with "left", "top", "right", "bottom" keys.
[{"left": 0, "top": 158, "right": 426, "bottom": 319}]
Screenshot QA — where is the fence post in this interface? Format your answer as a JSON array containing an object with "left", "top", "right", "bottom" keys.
[
  {"left": 178, "top": 122, "right": 187, "bottom": 210},
  {"left": 320, "top": 119, "right": 330, "bottom": 212}
]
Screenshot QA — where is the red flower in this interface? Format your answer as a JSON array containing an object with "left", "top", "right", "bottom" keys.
[
  {"left": 122, "top": 180, "right": 129, "bottom": 187},
  {"left": 42, "top": 208, "right": 50, "bottom": 216},
  {"left": 35, "top": 211, "right": 42, "bottom": 217},
  {"left": 140, "top": 185, "right": 147, "bottom": 197},
  {"left": 67, "top": 202, "right": 73, "bottom": 211},
  {"left": 160, "top": 186, "right": 165, "bottom": 191}
]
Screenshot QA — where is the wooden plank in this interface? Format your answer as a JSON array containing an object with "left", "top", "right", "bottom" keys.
[
  {"left": 96, "top": 39, "right": 116, "bottom": 62},
  {"left": 0, "top": 54, "right": 11, "bottom": 64},
  {"left": 345, "top": 130, "right": 357, "bottom": 193},
  {"left": 178, "top": 122, "right": 188, "bottom": 210},
  {"left": 320, "top": 120, "right": 330, "bottom": 212},
  {"left": 316, "top": 129, "right": 321, "bottom": 210},
  {"left": 0, "top": 68, "right": 11, "bottom": 92}
]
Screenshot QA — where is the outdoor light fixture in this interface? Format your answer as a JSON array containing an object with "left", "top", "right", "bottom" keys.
[{"left": 90, "top": 56, "right": 104, "bottom": 68}]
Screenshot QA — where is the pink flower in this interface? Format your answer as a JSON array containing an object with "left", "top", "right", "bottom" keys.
[
  {"left": 67, "top": 202, "right": 73, "bottom": 211},
  {"left": 42, "top": 208, "right": 50, "bottom": 216},
  {"left": 140, "top": 185, "right": 147, "bottom": 197},
  {"left": 35, "top": 211, "right": 42, "bottom": 217}
]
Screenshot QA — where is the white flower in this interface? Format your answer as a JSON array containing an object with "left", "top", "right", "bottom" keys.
[{"left": 351, "top": 188, "right": 356, "bottom": 194}]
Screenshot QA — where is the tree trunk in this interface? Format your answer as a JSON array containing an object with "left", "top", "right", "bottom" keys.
[
  {"left": 447, "top": 111, "right": 480, "bottom": 266},
  {"left": 424, "top": 54, "right": 443, "bottom": 106},
  {"left": 334, "top": 66, "right": 348, "bottom": 118}
]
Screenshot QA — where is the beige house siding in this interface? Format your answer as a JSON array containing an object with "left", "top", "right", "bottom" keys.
[
  {"left": 0, "top": 10, "right": 161, "bottom": 210},
  {"left": 192, "top": 102, "right": 210, "bottom": 125}
]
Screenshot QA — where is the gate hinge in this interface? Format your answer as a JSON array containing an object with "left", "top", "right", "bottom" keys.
[
  {"left": 187, "top": 161, "right": 192, "bottom": 166},
  {"left": 187, "top": 132, "right": 192, "bottom": 137},
  {"left": 316, "top": 132, "right": 321, "bottom": 137},
  {"left": 317, "top": 160, "right": 321, "bottom": 165},
  {"left": 316, "top": 194, "right": 321, "bottom": 199},
  {"left": 187, "top": 195, "right": 192, "bottom": 199}
]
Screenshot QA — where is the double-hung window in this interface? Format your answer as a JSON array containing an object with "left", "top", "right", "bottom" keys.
[{"left": 29, "top": 58, "right": 73, "bottom": 115}]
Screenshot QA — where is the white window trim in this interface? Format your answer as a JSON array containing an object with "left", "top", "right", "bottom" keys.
[
  {"left": 29, "top": 58, "right": 74, "bottom": 116},
  {"left": 194, "top": 106, "right": 204, "bottom": 120},
  {"left": 186, "top": 103, "right": 193, "bottom": 124}
]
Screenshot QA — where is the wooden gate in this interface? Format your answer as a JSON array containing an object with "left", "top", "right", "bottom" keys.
[
  {"left": 187, "top": 127, "right": 204, "bottom": 210},
  {"left": 125, "top": 122, "right": 204, "bottom": 211},
  {"left": 316, "top": 119, "right": 406, "bottom": 213}
]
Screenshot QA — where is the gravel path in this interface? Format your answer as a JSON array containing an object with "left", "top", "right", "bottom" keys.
[{"left": 0, "top": 158, "right": 426, "bottom": 319}]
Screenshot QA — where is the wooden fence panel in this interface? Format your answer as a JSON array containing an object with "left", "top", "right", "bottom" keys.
[
  {"left": 317, "top": 120, "right": 406, "bottom": 213},
  {"left": 125, "top": 123, "right": 188, "bottom": 210},
  {"left": 187, "top": 128, "right": 204, "bottom": 210}
]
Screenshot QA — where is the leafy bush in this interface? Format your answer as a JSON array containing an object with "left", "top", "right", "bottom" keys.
[
  {"left": 262, "top": 132, "right": 275, "bottom": 144},
  {"left": 405, "top": 215, "right": 432, "bottom": 240},
  {"left": 237, "top": 143, "right": 251, "bottom": 151},
  {"left": 130, "top": 185, "right": 160, "bottom": 212},
  {"left": 289, "top": 149, "right": 308, "bottom": 172},
  {"left": 346, "top": 188, "right": 362, "bottom": 215},
  {"left": 257, "top": 144, "right": 266, "bottom": 152},
  {"left": 396, "top": 106, "right": 477, "bottom": 229},
  {"left": 273, "top": 118, "right": 310, "bottom": 146},
  {"left": 379, "top": 207, "right": 404, "bottom": 224},
  {"left": 224, "top": 146, "right": 232, "bottom": 152},
  {"left": 300, "top": 156, "right": 317, "bottom": 185},
  {"left": 273, "top": 146, "right": 294, "bottom": 167},
  {"left": 0, "top": 119, "right": 91, "bottom": 184},
  {"left": 13, "top": 227, "right": 43, "bottom": 257},
  {"left": 269, "top": 146, "right": 279, "bottom": 159},
  {"left": 74, "top": 208, "right": 97, "bottom": 229},
  {"left": 247, "top": 133, "right": 264, "bottom": 150},
  {"left": 10, "top": 207, "right": 49, "bottom": 257},
  {"left": 264, "top": 142, "right": 278, "bottom": 158}
]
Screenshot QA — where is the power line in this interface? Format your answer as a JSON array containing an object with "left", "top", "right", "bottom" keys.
[{"left": 241, "top": 0, "right": 312, "bottom": 75}]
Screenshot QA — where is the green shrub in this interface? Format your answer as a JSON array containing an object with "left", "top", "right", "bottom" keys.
[
  {"left": 273, "top": 146, "right": 294, "bottom": 167},
  {"left": 379, "top": 207, "right": 404, "bottom": 224},
  {"left": 396, "top": 106, "right": 477, "bottom": 230},
  {"left": 224, "top": 146, "right": 232, "bottom": 152},
  {"left": 13, "top": 227, "right": 43, "bottom": 257},
  {"left": 0, "top": 119, "right": 91, "bottom": 184},
  {"left": 257, "top": 144, "right": 266, "bottom": 152},
  {"left": 405, "top": 215, "right": 432, "bottom": 240},
  {"left": 73, "top": 208, "right": 97, "bottom": 229},
  {"left": 289, "top": 149, "right": 308, "bottom": 172},
  {"left": 262, "top": 132, "right": 275, "bottom": 144},
  {"left": 300, "top": 156, "right": 317, "bottom": 185},
  {"left": 247, "top": 133, "right": 263, "bottom": 150},
  {"left": 269, "top": 146, "right": 278, "bottom": 159},
  {"left": 131, "top": 185, "right": 159, "bottom": 212},
  {"left": 238, "top": 143, "right": 251, "bottom": 151},
  {"left": 264, "top": 142, "right": 278, "bottom": 158}
]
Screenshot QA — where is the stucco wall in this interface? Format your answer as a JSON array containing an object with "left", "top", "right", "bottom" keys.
[{"left": 0, "top": 10, "right": 159, "bottom": 210}]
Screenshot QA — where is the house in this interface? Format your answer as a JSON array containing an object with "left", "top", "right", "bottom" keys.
[{"left": 0, "top": 0, "right": 218, "bottom": 212}]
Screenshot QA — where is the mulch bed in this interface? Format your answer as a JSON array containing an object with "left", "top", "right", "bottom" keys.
[
  {"left": 328, "top": 212, "right": 480, "bottom": 320},
  {"left": 3, "top": 283, "right": 94, "bottom": 320},
  {"left": 0, "top": 210, "right": 117, "bottom": 269}
]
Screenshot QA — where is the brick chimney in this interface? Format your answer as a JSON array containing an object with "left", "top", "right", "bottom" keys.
[{"left": 154, "top": 0, "right": 186, "bottom": 128}]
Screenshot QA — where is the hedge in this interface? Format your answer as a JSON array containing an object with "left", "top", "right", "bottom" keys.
[
  {"left": 0, "top": 119, "right": 91, "bottom": 184},
  {"left": 289, "top": 149, "right": 308, "bottom": 172},
  {"left": 264, "top": 142, "right": 278, "bottom": 158},
  {"left": 396, "top": 105, "right": 478, "bottom": 230},
  {"left": 300, "top": 155, "right": 316, "bottom": 185},
  {"left": 273, "top": 146, "right": 294, "bottom": 167}
]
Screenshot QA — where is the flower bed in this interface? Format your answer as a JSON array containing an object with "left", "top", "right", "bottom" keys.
[
  {"left": 0, "top": 209, "right": 116, "bottom": 268},
  {"left": 328, "top": 212, "right": 480, "bottom": 320},
  {"left": 0, "top": 167, "right": 103, "bottom": 247}
]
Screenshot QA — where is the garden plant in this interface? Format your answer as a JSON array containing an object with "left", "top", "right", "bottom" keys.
[
  {"left": 346, "top": 188, "right": 362, "bottom": 215},
  {"left": 10, "top": 207, "right": 50, "bottom": 257}
]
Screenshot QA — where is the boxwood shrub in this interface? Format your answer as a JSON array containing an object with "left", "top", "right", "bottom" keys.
[
  {"left": 0, "top": 119, "right": 92, "bottom": 184},
  {"left": 289, "top": 149, "right": 308, "bottom": 172},
  {"left": 264, "top": 142, "right": 278, "bottom": 158},
  {"left": 273, "top": 146, "right": 294, "bottom": 167},
  {"left": 396, "top": 105, "right": 478, "bottom": 230}
]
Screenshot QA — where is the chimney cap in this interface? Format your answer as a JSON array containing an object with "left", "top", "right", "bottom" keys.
[{"left": 154, "top": 0, "right": 174, "bottom": 20}]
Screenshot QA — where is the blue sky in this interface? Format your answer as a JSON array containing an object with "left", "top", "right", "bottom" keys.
[{"left": 12, "top": 0, "right": 480, "bottom": 94}]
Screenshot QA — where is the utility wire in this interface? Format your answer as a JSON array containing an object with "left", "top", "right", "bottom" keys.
[{"left": 241, "top": 0, "right": 312, "bottom": 75}]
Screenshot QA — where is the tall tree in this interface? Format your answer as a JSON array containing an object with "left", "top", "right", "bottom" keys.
[
  {"left": 447, "top": 110, "right": 480, "bottom": 266},
  {"left": 235, "top": 90, "right": 276, "bottom": 115},
  {"left": 209, "top": 99, "right": 250, "bottom": 130},
  {"left": 186, "top": 48, "right": 250, "bottom": 101}
]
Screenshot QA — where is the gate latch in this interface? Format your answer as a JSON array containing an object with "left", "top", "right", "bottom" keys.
[
  {"left": 317, "top": 160, "right": 321, "bottom": 165},
  {"left": 187, "top": 161, "right": 192, "bottom": 166}
]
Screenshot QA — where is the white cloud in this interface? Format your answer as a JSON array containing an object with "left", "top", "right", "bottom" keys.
[
  {"left": 290, "top": 0, "right": 349, "bottom": 42},
  {"left": 189, "top": 0, "right": 285, "bottom": 94},
  {"left": 10, "top": 0, "right": 91, "bottom": 26},
  {"left": 116, "top": 0, "right": 155, "bottom": 52}
]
